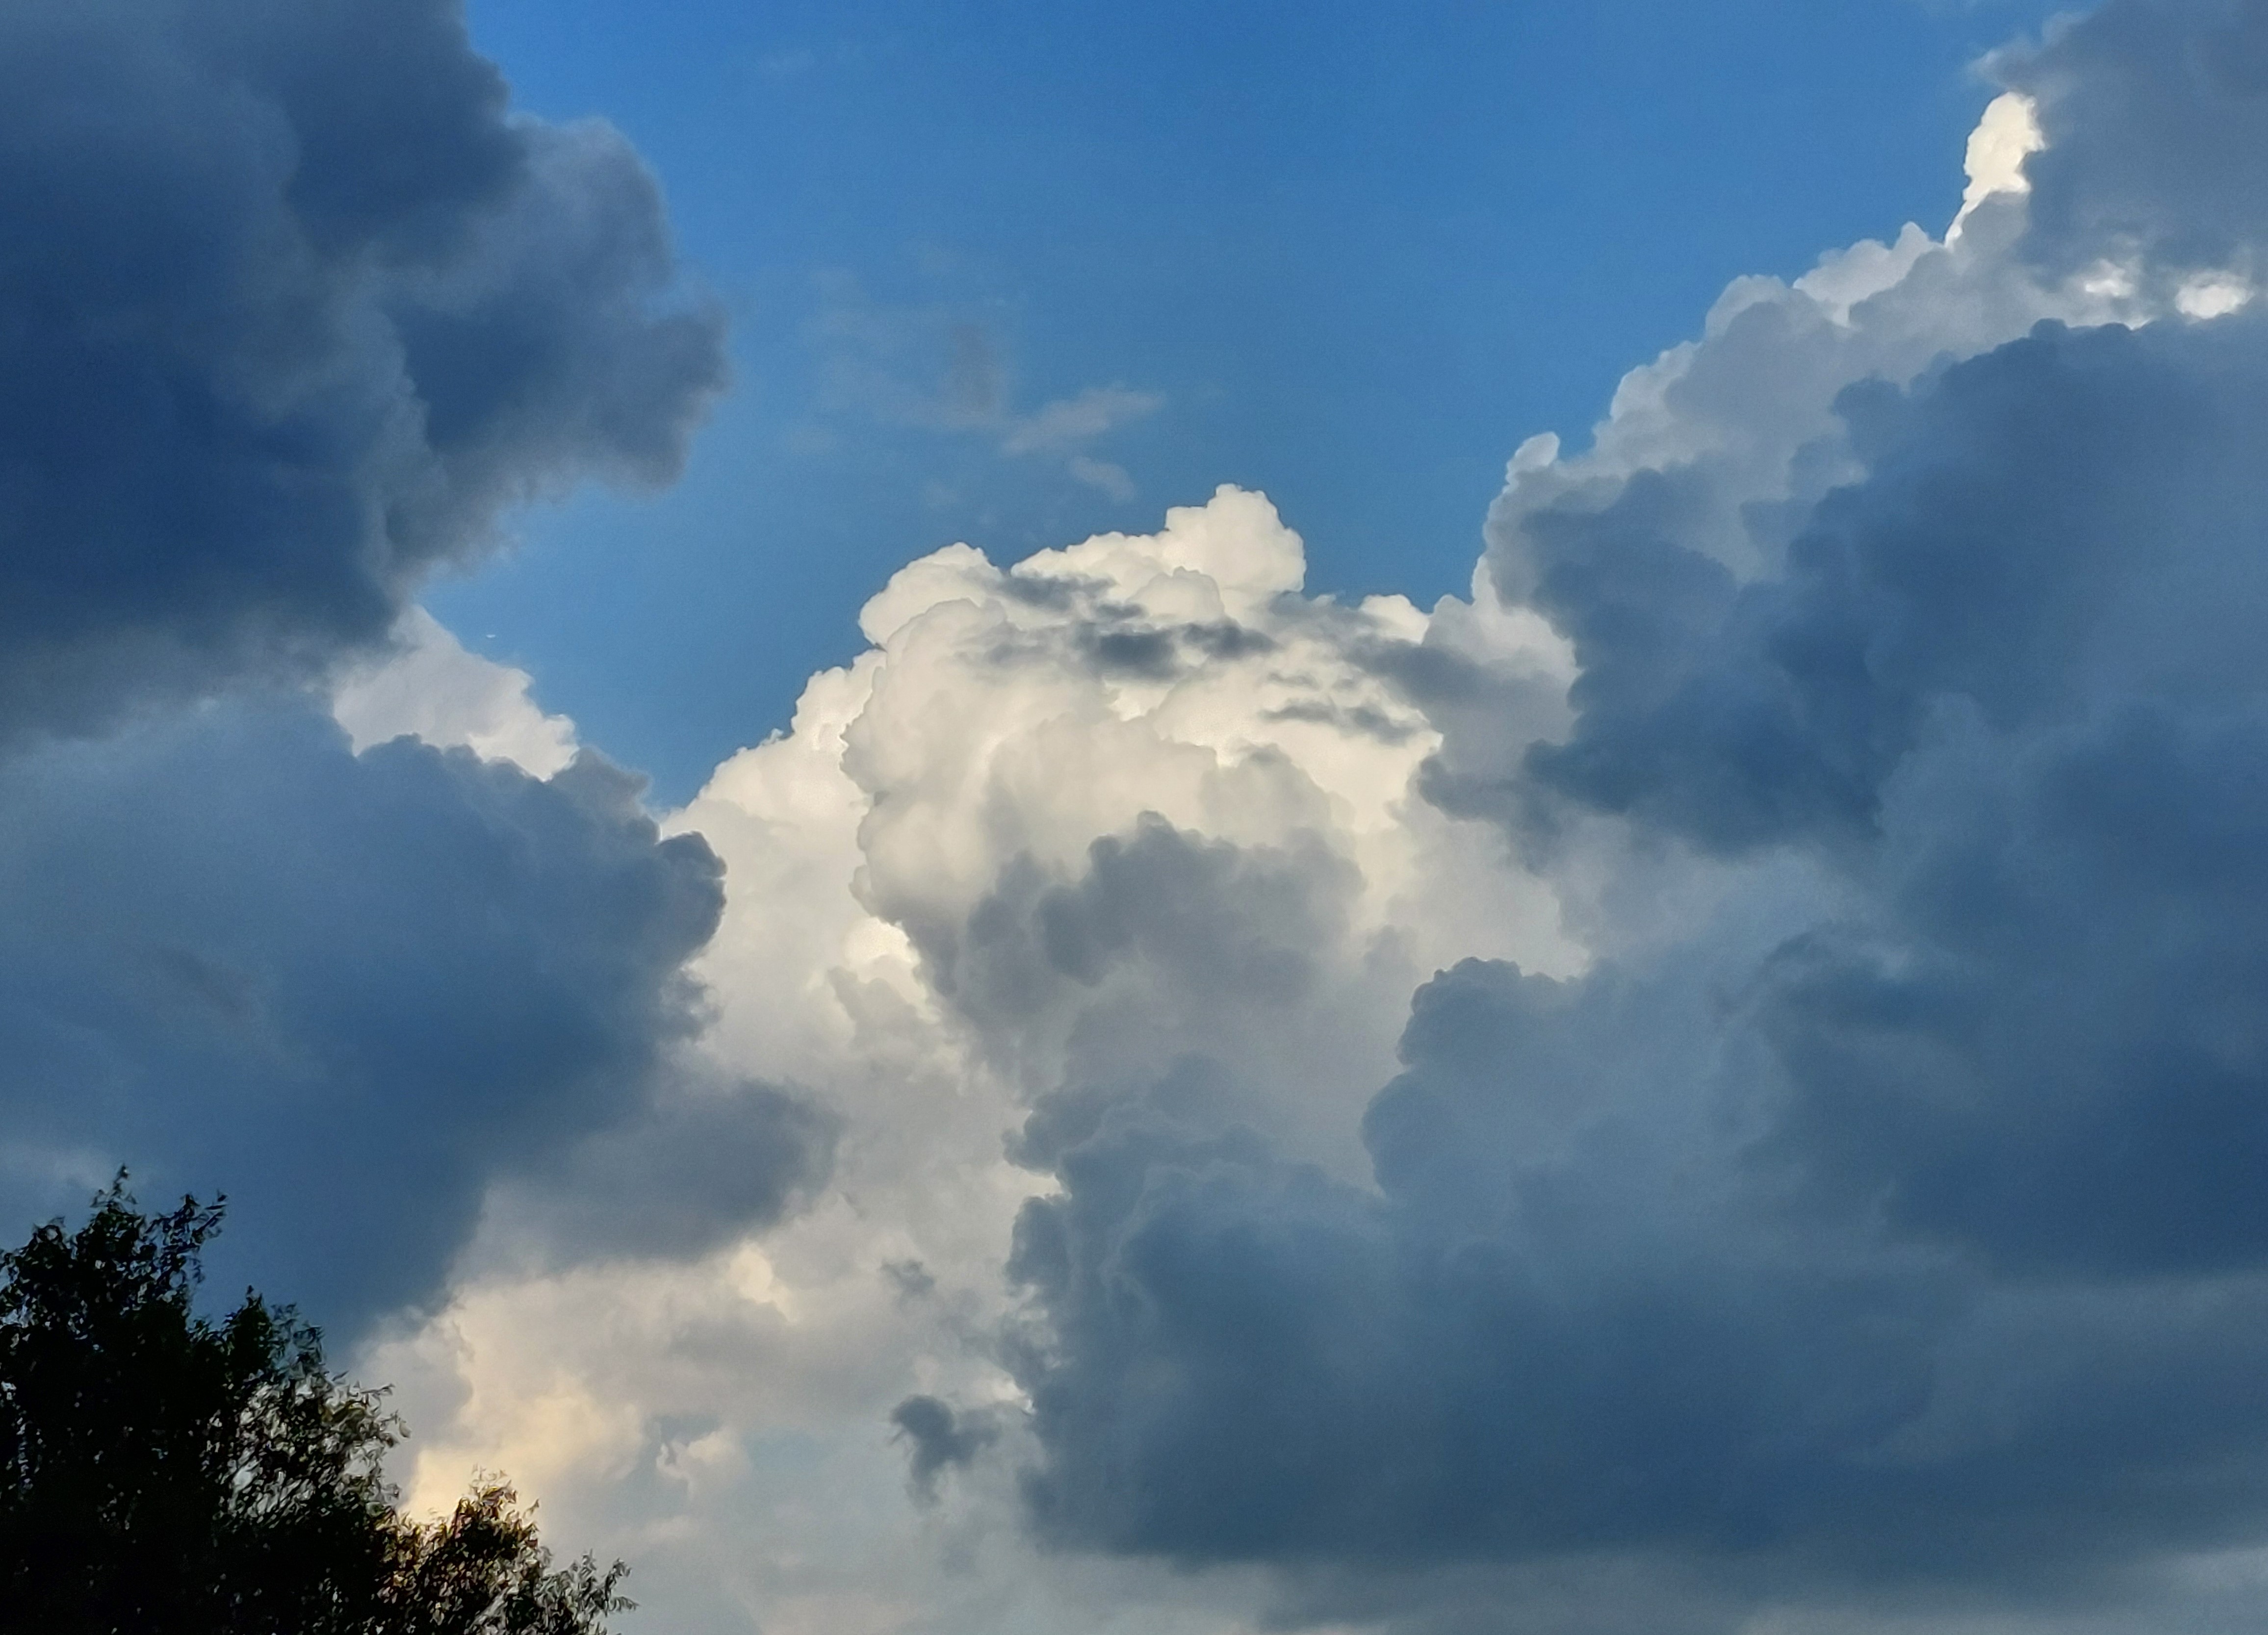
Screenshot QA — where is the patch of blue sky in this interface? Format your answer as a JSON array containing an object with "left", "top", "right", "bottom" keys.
[{"left": 435, "top": 0, "right": 2072, "bottom": 801}]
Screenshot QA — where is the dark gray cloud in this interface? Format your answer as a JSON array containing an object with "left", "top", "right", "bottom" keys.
[
  {"left": 1004, "top": 316, "right": 2268, "bottom": 1617},
  {"left": 915, "top": 814, "right": 1357, "bottom": 1110},
  {"left": 1009, "top": 960, "right": 1956, "bottom": 1573},
  {"left": 890, "top": 1395, "right": 1001, "bottom": 1502},
  {"left": 966, "top": 816, "right": 1339, "bottom": 1013},
  {"left": 1510, "top": 314, "right": 2268, "bottom": 1277},
  {"left": 0, "top": 0, "right": 777, "bottom": 1328},
  {"left": 493, "top": 1082, "right": 838, "bottom": 1270},
  {"left": 0, "top": 0, "right": 726, "bottom": 737},
  {"left": 1512, "top": 318, "right": 2268, "bottom": 858},
  {"left": 2010, "top": 0, "right": 2268, "bottom": 283},
  {"left": 0, "top": 700, "right": 824, "bottom": 1328},
  {"left": 1752, "top": 701, "right": 2268, "bottom": 1277},
  {"left": 1009, "top": 962, "right": 2268, "bottom": 1600}
]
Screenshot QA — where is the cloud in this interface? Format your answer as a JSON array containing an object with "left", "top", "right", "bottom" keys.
[
  {"left": 1068, "top": 455, "right": 1138, "bottom": 501},
  {"left": 332, "top": 607, "right": 580, "bottom": 777},
  {"left": 2006, "top": 0, "right": 2268, "bottom": 287},
  {"left": 1000, "top": 386, "right": 1165, "bottom": 456},
  {"left": 0, "top": 0, "right": 784, "bottom": 1343},
  {"left": 1951, "top": 92, "right": 2044, "bottom": 234},
  {"left": 1007, "top": 949, "right": 2268, "bottom": 1587},
  {"left": 1514, "top": 317, "right": 2268, "bottom": 860},
  {"left": 891, "top": 1395, "right": 1001, "bottom": 1501},
  {"left": 810, "top": 276, "right": 1162, "bottom": 493},
  {"left": 1489, "top": 307, "right": 2268, "bottom": 1281},
  {"left": 488, "top": 1081, "right": 838, "bottom": 1272},
  {"left": 204, "top": 3, "right": 2268, "bottom": 1633},
  {"left": 363, "top": 487, "right": 1573, "bottom": 1633},
  {"left": 0, "top": 697, "right": 830, "bottom": 1329},
  {"left": 989, "top": 3, "right": 2268, "bottom": 1628},
  {"left": 0, "top": 0, "right": 725, "bottom": 739}
]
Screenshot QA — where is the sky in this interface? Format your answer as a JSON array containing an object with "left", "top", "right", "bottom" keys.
[
  {"left": 14, "top": 3, "right": 2268, "bottom": 1635},
  {"left": 432, "top": 0, "right": 2069, "bottom": 800}
]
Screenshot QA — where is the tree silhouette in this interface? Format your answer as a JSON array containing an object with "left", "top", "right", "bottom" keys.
[{"left": 0, "top": 1180, "right": 628, "bottom": 1635}]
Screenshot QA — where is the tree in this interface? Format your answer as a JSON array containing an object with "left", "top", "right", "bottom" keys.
[{"left": 0, "top": 1181, "right": 629, "bottom": 1635}]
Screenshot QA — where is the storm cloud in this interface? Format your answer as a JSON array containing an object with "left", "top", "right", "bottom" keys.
[
  {"left": 1000, "top": 0, "right": 2268, "bottom": 1623},
  {"left": 0, "top": 0, "right": 798, "bottom": 1336},
  {"left": 0, "top": 0, "right": 725, "bottom": 738},
  {"left": 2011, "top": 0, "right": 2268, "bottom": 285},
  {"left": 0, "top": 699, "right": 824, "bottom": 1324}
]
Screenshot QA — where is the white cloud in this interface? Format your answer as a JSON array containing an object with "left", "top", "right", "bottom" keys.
[
  {"left": 1950, "top": 90, "right": 2043, "bottom": 237},
  {"left": 1066, "top": 453, "right": 1136, "bottom": 500},
  {"left": 362, "top": 486, "right": 1573, "bottom": 1633},
  {"left": 331, "top": 607, "right": 579, "bottom": 777},
  {"left": 2176, "top": 272, "right": 2255, "bottom": 320},
  {"left": 1480, "top": 88, "right": 2167, "bottom": 614},
  {"left": 1000, "top": 385, "right": 1163, "bottom": 455}
]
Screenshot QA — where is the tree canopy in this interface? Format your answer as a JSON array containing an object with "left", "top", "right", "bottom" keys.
[{"left": 0, "top": 1182, "right": 629, "bottom": 1635}]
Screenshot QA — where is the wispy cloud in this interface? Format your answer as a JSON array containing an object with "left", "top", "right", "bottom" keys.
[
  {"left": 809, "top": 273, "right": 1161, "bottom": 495},
  {"left": 1000, "top": 384, "right": 1163, "bottom": 456}
]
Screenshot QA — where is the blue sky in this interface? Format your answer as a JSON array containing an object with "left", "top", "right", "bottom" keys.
[{"left": 438, "top": 0, "right": 2065, "bottom": 799}]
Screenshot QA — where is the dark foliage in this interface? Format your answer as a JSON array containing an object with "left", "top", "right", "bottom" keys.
[{"left": 0, "top": 1181, "right": 628, "bottom": 1635}]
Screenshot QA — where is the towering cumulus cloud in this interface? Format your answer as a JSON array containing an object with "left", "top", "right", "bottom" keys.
[
  {"left": 988, "top": 1, "right": 2268, "bottom": 1629},
  {"left": 362, "top": 6, "right": 2268, "bottom": 1632},
  {"left": 0, "top": 0, "right": 822, "bottom": 1333}
]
